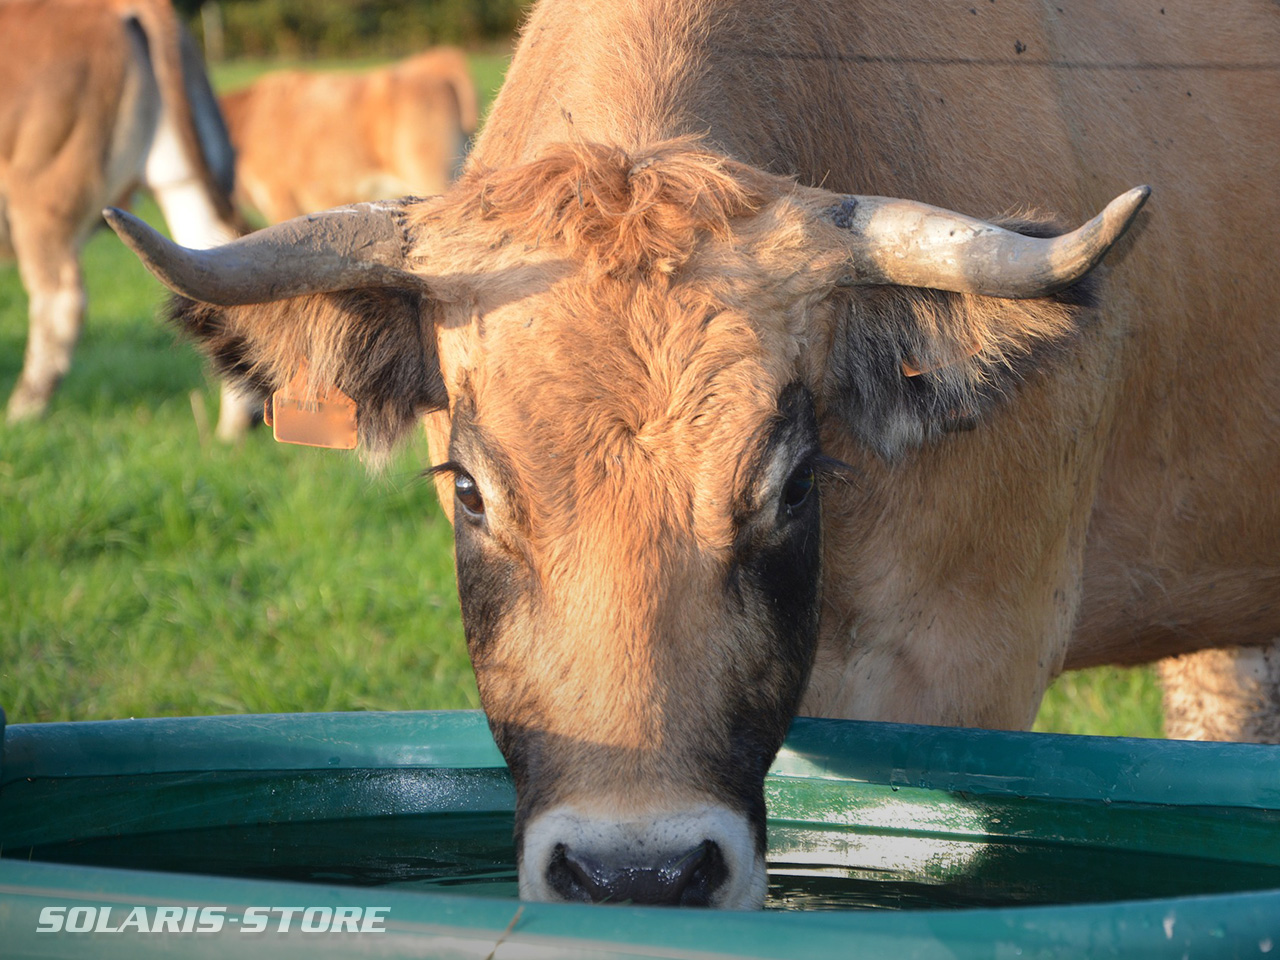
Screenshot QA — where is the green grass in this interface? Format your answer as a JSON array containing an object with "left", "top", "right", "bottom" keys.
[
  {"left": 0, "top": 51, "right": 1165, "bottom": 737},
  {"left": 1036, "top": 667, "right": 1163, "bottom": 739},
  {"left": 0, "top": 52, "right": 515, "bottom": 724},
  {"left": 1, "top": 210, "right": 476, "bottom": 723}
]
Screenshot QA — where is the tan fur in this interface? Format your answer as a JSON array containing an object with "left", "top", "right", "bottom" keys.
[
  {"left": 1160, "top": 642, "right": 1280, "bottom": 742},
  {"left": 438, "top": 297, "right": 793, "bottom": 812},
  {"left": 221, "top": 49, "right": 478, "bottom": 224},
  {"left": 450, "top": 140, "right": 769, "bottom": 276},
  {"left": 0, "top": 0, "right": 243, "bottom": 425},
  {"left": 163, "top": 0, "right": 1280, "bottom": 849}
]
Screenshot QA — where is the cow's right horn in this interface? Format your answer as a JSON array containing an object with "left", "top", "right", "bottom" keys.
[
  {"left": 104, "top": 202, "right": 420, "bottom": 306},
  {"left": 823, "top": 185, "right": 1150, "bottom": 299}
]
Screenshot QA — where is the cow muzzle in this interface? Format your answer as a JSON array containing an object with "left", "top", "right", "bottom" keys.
[{"left": 518, "top": 804, "right": 767, "bottom": 908}]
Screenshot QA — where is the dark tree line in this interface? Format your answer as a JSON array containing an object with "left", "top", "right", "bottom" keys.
[{"left": 181, "top": 0, "right": 531, "bottom": 59}]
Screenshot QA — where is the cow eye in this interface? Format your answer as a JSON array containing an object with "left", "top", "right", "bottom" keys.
[
  {"left": 781, "top": 463, "right": 816, "bottom": 516},
  {"left": 454, "top": 472, "right": 485, "bottom": 519}
]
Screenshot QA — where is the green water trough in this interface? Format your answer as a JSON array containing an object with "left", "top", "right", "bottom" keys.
[{"left": 2, "top": 708, "right": 1279, "bottom": 958}]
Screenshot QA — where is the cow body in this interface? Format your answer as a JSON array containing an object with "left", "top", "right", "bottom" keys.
[
  {"left": 221, "top": 49, "right": 478, "bottom": 224},
  {"left": 110, "top": 0, "right": 1280, "bottom": 908},
  {"left": 0, "top": 0, "right": 248, "bottom": 434},
  {"left": 482, "top": 0, "right": 1280, "bottom": 716}
]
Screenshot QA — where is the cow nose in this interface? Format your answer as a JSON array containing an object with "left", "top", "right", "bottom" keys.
[{"left": 546, "top": 840, "right": 728, "bottom": 906}]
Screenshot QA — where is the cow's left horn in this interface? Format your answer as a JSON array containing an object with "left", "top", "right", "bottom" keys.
[
  {"left": 826, "top": 185, "right": 1150, "bottom": 298},
  {"left": 104, "top": 202, "right": 420, "bottom": 306}
]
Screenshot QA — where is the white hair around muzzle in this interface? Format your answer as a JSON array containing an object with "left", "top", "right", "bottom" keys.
[{"left": 519, "top": 803, "right": 767, "bottom": 909}]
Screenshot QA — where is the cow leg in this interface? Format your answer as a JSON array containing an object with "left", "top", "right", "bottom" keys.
[
  {"left": 7, "top": 229, "right": 85, "bottom": 423},
  {"left": 146, "top": 110, "right": 259, "bottom": 440},
  {"left": 1159, "top": 640, "right": 1280, "bottom": 743},
  {"left": 214, "top": 380, "right": 259, "bottom": 441}
]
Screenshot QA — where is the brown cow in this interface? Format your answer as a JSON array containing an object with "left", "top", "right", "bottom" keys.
[
  {"left": 109, "top": 0, "right": 1280, "bottom": 909},
  {"left": 0, "top": 0, "right": 254, "bottom": 437},
  {"left": 220, "top": 48, "right": 478, "bottom": 224}
]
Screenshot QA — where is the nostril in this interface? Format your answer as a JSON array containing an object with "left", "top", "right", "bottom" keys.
[
  {"left": 546, "top": 842, "right": 600, "bottom": 903},
  {"left": 544, "top": 840, "right": 728, "bottom": 906},
  {"left": 677, "top": 840, "right": 727, "bottom": 907}
]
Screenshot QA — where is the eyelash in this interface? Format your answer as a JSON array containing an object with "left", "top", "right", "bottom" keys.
[
  {"left": 424, "top": 460, "right": 465, "bottom": 480},
  {"left": 807, "top": 453, "right": 858, "bottom": 484}
]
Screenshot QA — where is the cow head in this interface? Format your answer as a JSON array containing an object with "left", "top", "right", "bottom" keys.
[{"left": 107, "top": 140, "right": 1146, "bottom": 909}]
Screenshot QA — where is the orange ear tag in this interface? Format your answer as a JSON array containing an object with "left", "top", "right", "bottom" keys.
[{"left": 264, "top": 359, "right": 358, "bottom": 450}]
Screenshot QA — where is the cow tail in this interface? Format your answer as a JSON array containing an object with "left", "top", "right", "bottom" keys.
[{"left": 122, "top": 0, "right": 246, "bottom": 233}]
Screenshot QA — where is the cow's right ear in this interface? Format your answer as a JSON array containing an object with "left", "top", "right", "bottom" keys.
[
  {"left": 170, "top": 287, "right": 446, "bottom": 460},
  {"left": 105, "top": 202, "right": 447, "bottom": 460},
  {"left": 785, "top": 184, "right": 1148, "bottom": 459}
]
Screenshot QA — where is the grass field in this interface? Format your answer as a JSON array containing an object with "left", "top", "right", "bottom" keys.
[{"left": 0, "top": 53, "right": 1163, "bottom": 737}]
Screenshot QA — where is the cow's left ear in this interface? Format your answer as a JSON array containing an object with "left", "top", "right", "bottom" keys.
[
  {"left": 788, "top": 186, "right": 1148, "bottom": 459},
  {"left": 822, "top": 249, "right": 1099, "bottom": 459}
]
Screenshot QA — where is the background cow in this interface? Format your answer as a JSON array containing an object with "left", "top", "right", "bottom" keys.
[
  {"left": 110, "top": 0, "right": 1280, "bottom": 909},
  {"left": 220, "top": 48, "right": 478, "bottom": 224},
  {"left": 0, "top": 0, "right": 254, "bottom": 438}
]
